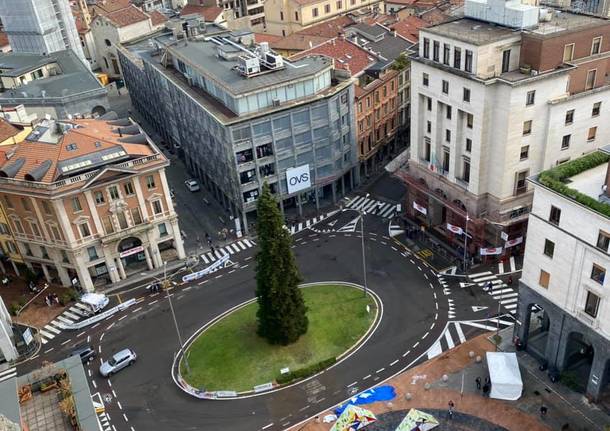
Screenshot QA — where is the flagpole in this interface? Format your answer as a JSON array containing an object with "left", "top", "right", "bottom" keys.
[{"left": 463, "top": 212, "right": 469, "bottom": 272}]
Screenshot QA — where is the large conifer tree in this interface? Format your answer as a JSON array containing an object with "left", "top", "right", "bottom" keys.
[{"left": 255, "top": 183, "right": 308, "bottom": 345}]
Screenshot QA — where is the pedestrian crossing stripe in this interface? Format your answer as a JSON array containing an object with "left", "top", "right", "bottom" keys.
[
  {"left": 200, "top": 239, "right": 255, "bottom": 264},
  {"left": 0, "top": 367, "right": 16, "bottom": 383},
  {"left": 346, "top": 196, "right": 397, "bottom": 219},
  {"left": 336, "top": 216, "right": 360, "bottom": 233}
]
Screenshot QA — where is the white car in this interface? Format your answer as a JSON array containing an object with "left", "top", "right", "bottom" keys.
[
  {"left": 184, "top": 179, "right": 200, "bottom": 192},
  {"left": 99, "top": 349, "right": 137, "bottom": 377}
]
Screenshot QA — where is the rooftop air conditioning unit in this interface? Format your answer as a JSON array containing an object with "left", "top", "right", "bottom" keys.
[{"left": 272, "top": 99, "right": 281, "bottom": 107}]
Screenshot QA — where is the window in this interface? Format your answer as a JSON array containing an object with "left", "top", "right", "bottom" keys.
[
  {"left": 50, "top": 225, "right": 61, "bottom": 241},
  {"left": 526, "top": 90, "right": 535, "bottom": 106},
  {"left": 462, "top": 159, "right": 470, "bottom": 183},
  {"left": 597, "top": 231, "right": 610, "bottom": 251},
  {"left": 117, "top": 211, "right": 128, "bottom": 230},
  {"left": 585, "top": 291, "right": 601, "bottom": 317},
  {"left": 591, "top": 264, "right": 605, "bottom": 284},
  {"left": 443, "top": 44, "right": 450, "bottom": 65},
  {"left": 520, "top": 145, "right": 529, "bottom": 160},
  {"left": 588, "top": 126, "right": 597, "bottom": 141},
  {"left": 424, "top": 139, "right": 431, "bottom": 162},
  {"left": 12, "top": 219, "right": 23, "bottom": 234},
  {"left": 72, "top": 197, "right": 82, "bottom": 212},
  {"left": 423, "top": 38, "right": 430, "bottom": 58},
  {"left": 42, "top": 201, "right": 52, "bottom": 214},
  {"left": 158, "top": 223, "right": 168, "bottom": 236},
  {"left": 445, "top": 129, "right": 451, "bottom": 142},
  {"left": 466, "top": 113, "right": 473, "bottom": 129},
  {"left": 3, "top": 196, "right": 12, "bottom": 209},
  {"left": 543, "top": 239, "right": 555, "bottom": 258},
  {"left": 30, "top": 221, "right": 41, "bottom": 237},
  {"left": 465, "top": 138, "right": 472, "bottom": 152},
  {"left": 78, "top": 223, "right": 91, "bottom": 238},
  {"left": 102, "top": 216, "right": 114, "bottom": 234},
  {"left": 463, "top": 87, "right": 470, "bottom": 102},
  {"left": 454, "top": 47, "right": 461, "bottom": 68},
  {"left": 563, "top": 43, "right": 574, "bottom": 62},
  {"left": 124, "top": 182, "right": 135, "bottom": 196},
  {"left": 586, "top": 69, "right": 597, "bottom": 90},
  {"left": 427, "top": 97, "right": 432, "bottom": 111},
  {"left": 426, "top": 121, "right": 431, "bottom": 133},
  {"left": 514, "top": 170, "right": 528, "bottom": 195},
  {"left": 21, "top": 198, "right": 31, "bottom": 212},
  {"left": 442, "top": 80, "right": 449, "bottom": 94},
  {"left": 446, "top": 106, "right": 452, "bottom": 120},
  {"left": 24, "top": 244, "right": 32, "bottom": 256},
  {"left": 146, "top": 175, "right": 155, "bottom": 190},
  {"left": 423, "top": 72, "right": 429, "bottom": 86},
  {"left": 295, "top": 11, "right": 299, "bottom": 19},
  {"left": 501, "top": 49, "right": 511, "bottom": 73},
  {"left": 539, "top": 269, "right": 550, "bottom": 288},
  {"left": 130, "top": 207, "right": 143, "bottom": 225},
  {"left": 280, "top": 11, "right": 283, "bottom": 20},
  {"left": 109, "top": 186, "right": 120, "bottom": 200},
  {"left": 549, "top": 205, "right": 561, "bottom": 225},
  {"left": 312, "top": 7, "right": 318, "bottom": 16},
  {"left": 324, "top": 4, "right": 330, "bottom": 13},
  {"left": 561, "top": 134, "right": 571, "bottom": 149},
  {"left": 0, "top": 223, "right": 8, "bottom": 235},
  {"left": 94, "top": 191, "right": 105, "bottom": 205},
  {"left": 592, "top": 101, "right": 601, "bottom": 117},
  {"left": 591, "top": 36, "right": 602, "bottom": 55},
  {"left": 336, "top": 0, "right": 342, "bottom": 8},
  {"left": 87, "top": 246, "right": 98, "bottom": 261},
  {"left": 152, "top": 200, "right": 163, "bottom": 215},
  {"left": 565, "top": 109, "right": 574, "bottom": 125},
  {"left": 523, "top": 120, "right": 532, "bottom": 136},
  {"left": 465, "top": 50, "right": 473, "bottom": 72},
  {"left": 433, "top": 41, "right": 439, "bottom": 62}
]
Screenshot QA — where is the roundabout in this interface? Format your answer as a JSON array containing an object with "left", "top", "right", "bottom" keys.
[{"left": 174, "top": 282, "right": 381, "bottom": 396}]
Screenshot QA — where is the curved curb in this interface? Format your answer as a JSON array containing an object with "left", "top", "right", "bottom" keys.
[{"left": 171, "top": 281, "right": 383, "bottom": 400}]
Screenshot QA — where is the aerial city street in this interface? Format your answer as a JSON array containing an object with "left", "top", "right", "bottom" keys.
[{"left": 0, "top": 0, "right": 609, "bottom": 430}]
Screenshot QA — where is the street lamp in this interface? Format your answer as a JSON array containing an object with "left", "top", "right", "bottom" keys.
[
  {"left": 463, "top": 213, "right": 470, "bottom": 272},
  {"left": 359, "top": 193, "right": 370, "bottom": 297}
]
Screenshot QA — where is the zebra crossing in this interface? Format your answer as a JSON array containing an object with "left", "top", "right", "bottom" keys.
[
  {"left": 469, "top": 271, "right": 519, "bottom": 314},
  {"left": 336, "top": 216, "right": 360, "bottom": 233},
  {"left": 199, "top": 239, "right": 256, "bottom": 265},
  {"left": 285, "top": 211, "right": 339, "bottom": 235},
  {"left": 39, "top": 301, "right": 91, "bottom": 344},
  {"left": 345, "top": 196, "right": 397, "bottom": 219},
  {"left": 0, "top": 366, "right": 16, "bottom": 383},
  {"left": 427, "top": 318, "right": 515, "bottom": 359}
]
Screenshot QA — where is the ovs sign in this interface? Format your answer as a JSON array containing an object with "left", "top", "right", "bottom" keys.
[{"left": 286, "top": 164, "right": 311, "bottom": 194}]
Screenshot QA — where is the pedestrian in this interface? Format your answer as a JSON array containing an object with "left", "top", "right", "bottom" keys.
[
  {"left": 485, "top": 376, "right": 490, "bottom": 385},
  {"left": 53, "top": 293, "right": 59, "bottom": 305},
  {"left": 484, "top": 281, "right": 492, "bottom": 292},
  {"left": 475, "top": 376, "right": 481, "bottom": 390},
  {"left": 540, "top": 405, "right": 547, "bottom": 416},
  {"left": 211, "top": 246, "right": 215, "bottom": 254},
  {"left": 447, "top": 400, "right": 455, "bottom": 419},
  {"left": 508, "top": 275, "right": 513, "bottom": 285},
  {"left": 45, "top": 295, "right": 51, "bottom": 307},
  {"left": 483, "top": 383, "right": 490, "bottom": 397}
]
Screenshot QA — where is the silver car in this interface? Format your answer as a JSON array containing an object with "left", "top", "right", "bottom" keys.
[{"left": 99, "top": 349, "right": 137, "bottom": 377}]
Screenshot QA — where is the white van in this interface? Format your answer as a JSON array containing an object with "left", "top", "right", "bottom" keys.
[{"left": 80, "top": 293, "right": 110, "bottom": 315}]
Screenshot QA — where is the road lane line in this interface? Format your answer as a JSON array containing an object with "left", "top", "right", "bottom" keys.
[
  {"left": 198, "top": 280, "right": 209, "bottom": 285},
  {"left": 390, "top": 359, "right": 399, "bottom": 366},
  {"left": 422, "top": 331, "right": 429, "bottom": 339},
  {"left": 123, "top": 413, "right": 129, "bottom": 422},
  {"left": 412, "top": 341, "right": 420, "bottom": 348},
  {"left": 242, "top": 264, "right": 249, "bottom": 268},
  {"left": 91, "top": 323, "right": 100, "bottom": 329},
  {"left": 434, "top": 313, "right": 438, "bottom": 320},
  {"left": 117, "top": 401, "right": 123, "bottom": 410},
  {"left": 149, "top": 300, "right": 158, "bottom": 305},
  {"left": 44, "top": 348, "right": 54, "bottom": 354},
  {"left": 131, "top": 307, "right": 142, "bottom": 313},
  {"left": 262, "top": 423, "right": 274, "bottom": 430},
  {"left": 376, "top": 368, "right": 385, "bottom": 373},
  {"left": 100, "top": 333, "right": 105, "bottom": 341},
  {"left": 435, "top": 302, "right": 439, "bottom": 310},
  {"left": 107, "top": 380, "right": 112, "bottom": 387},
  {"left": 61, "top": 339, "right": 72, "bottom": 346},
  {"left": 215, "top": 274, "right": 223, "bottom": 279},
  {"left": 107, "top": 322, "right": 115, "bottom": 330},
  {"left": 363, "top": 374, "right": 371, "bottom": 380},
  {"left": 92, "top": 380, "right": 97, "bottom": 389},
  {"left": 118, "top": 315, "right": 127, "bottom": 321},
  {"left": 228, "top": 269, "right": 235, "bottom": 274},
  {"left": 347, "top": 381, "right": 358, "bottom": 387},
  {"left": 77, "top": 331, "right": 86, "bottom": 337}
]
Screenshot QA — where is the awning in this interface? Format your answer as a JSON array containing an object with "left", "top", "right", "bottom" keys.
[{"left": 486, "top": 352, "right": 523, "bottom": 400}]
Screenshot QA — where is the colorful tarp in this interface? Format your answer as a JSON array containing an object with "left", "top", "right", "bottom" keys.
[
  {"left": 335, "top": 386, "right": 396, "bottom": 415},
  {"left": 395, "top": 409, "right": 439, "bottom": 431},
  {"left": 330, "top": 405, "right": 377, "bottom": 431}
]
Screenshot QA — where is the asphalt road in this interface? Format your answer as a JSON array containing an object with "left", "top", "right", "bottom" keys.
[{"left": 17, "top": 211, "right": 510, "bottom": 431}]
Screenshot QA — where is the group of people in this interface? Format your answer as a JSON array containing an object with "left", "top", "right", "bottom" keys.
[
  {"left": 45, "top": 293, "right": 60, "bottom": 307},
  {"left": 475, "top": 376, "right": 492, "bottom": 396},
  {"left": 149, "top": 282, "right": 161, "bottom": 293}
]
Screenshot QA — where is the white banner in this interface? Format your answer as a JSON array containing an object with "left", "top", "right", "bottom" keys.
[
  {"left": 120, "top": 245, "right": 144, "bottom": 258},
  {"left": 182, "top": 253, "right": 230, "bottom": 283},
  {"left": 413, "top": 201, "right": 427, "bottom": 215},
  {"left": 286, "top": 164, "right": 311, "bottom": 194},
  {"left": 505, "top": 236, "right": 523, "bottom": 248},
  {"left": 480, "top": 247, "right": 503, "bottom": 256},
  {"left": 446, "top": 223, "right": 463, "bottom": 235}
]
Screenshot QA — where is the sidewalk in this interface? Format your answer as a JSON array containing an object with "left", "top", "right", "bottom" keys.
[{"left": 298, "top": 333, "right": 608, "bottom": 431}]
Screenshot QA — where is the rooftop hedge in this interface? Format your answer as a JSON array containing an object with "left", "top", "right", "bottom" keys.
[{"left": 538, "top": 151, "right": 610, "bottom": 218}]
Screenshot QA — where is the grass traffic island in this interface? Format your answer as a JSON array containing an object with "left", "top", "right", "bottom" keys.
[{"left": 180, "top": 283, "right": 377, "bottom": 393}]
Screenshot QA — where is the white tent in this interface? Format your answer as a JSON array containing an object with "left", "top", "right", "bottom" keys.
[{"left": 486, "top": 352, "right": 523, "bottom": 400}]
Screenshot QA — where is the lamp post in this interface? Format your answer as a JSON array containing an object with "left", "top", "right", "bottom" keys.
[
  {"left": 359, "top": 193, "right": 370, "bottom": 297},
  {"left": 463, "top": 213, "right": 470, "bottom": 272}
]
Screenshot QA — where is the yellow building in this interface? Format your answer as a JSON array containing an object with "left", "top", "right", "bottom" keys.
[
  {"left": 0, "top": 197, "right": 23, "bottom": 275},
  {"left": 264, "top": 0, "right": 381, "bottom": 36},
  {"left": 0, "top": 119, "right": 30, "bottom": 146}
]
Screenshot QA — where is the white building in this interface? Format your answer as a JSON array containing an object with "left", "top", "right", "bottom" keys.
[
  {"left": 0, "top": 297, "right": 17, "bottom": 363},
  {"left": 401, "top": 0, "right": 610, "bottom": 257},
  {"left": 516, "top": 148, "right": 610, "bottom": 402},
  {"left": 0, "top": 0, "right": 86, "bottom": 63}
]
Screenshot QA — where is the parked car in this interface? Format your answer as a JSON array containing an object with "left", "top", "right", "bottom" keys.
[
  {"left": 99, "top": 349, "right": 137, "bottom": 377},
  {"left": 184, "top": 179, "right": 200, "bottom": 192},
  {"left": 71, "top": 345, "right": 96, "bottom": 363},
  {"left": 80, "top": 293, "right": 109, "bottom": 315}
]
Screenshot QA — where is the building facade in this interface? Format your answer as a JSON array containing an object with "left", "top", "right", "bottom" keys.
[
  {"left": 0, "top": 116, "right": 185, "bottom": 292},
  {"left": 402, "top": 0, "right": 610, "bottom": 257},
  {"left": 185, "top": 0, "right": 264, "bottom": 29},
  {"left": 264, "top": 0, "right": 382, "bottom": 36},
  {"left": 516, "top": 149, "right": 610, "bottom": 402},
  {"left": 119, "top": 22, "right": 359, "bottom": 232},
  {"left": 0, "top": 0, "right": 86, "bottom": 63}
]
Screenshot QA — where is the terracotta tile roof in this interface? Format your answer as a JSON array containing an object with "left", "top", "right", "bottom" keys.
[
  {"left": 2, "top": 118, "right": 156, "bottom": 183},
  {"left": 0, "top": 119, "right": 20, "bottom": 143},
  {"left": 270, "top": 34, "right": 330, "bottom": 52},
  {"left": 91, "top": 0, "right": 131, "bottom": 14},
  {"left": 291, "top": 38, "right": 377, "bottom": 76},
  {"left": 361, "top": 13, "right": 398, "bottom": 26},
  {"left": 419, "top": 8, "right": 452, "bottom": 25},
  {"left": 105, "top": 4, "right": 149, "bottom": 27},
  {"left": 149, "top": 10, "right": 168, "bottom": 26},
  {"left": 180, "top": 4, "right": 223, "bottom": 21},
  {"left": 390, "top": 16, "right": 429, "bottom": 43},
  {"left": 0, "top": 31, "right": 9, "bottom": 48},
  {"left": 253, "top": 33, "right": 284, "bottom": 44},
  {"left": 297, "top": 15, "right": 355, "bottom": 38}
]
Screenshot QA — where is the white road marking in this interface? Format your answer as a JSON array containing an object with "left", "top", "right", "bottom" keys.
[
  {"left": 44, "top": 348, "right": 54, "bottom": 354},
  {"left": 92, "top": 380, "right": 97, "bottom": 389},
  {"left": 123, "top": 413, "right": 129, "bottom": 422},
  {"left": 402, "top": 350, "right": 411, "bottom": 357},
  {"left": 149, "top": 300, "right": 158, "bottom": 305},
  {"left": 347, "top": 381, "right": 358, "bottom": 387},
  {"left": 131, "top": 307, "right": 142, "bottom": 313},
  {"left": 376, "top": 368, "right": 385, "bottom": 373},
  {"left": 61, "top": 339, "right": 72, "bottom": 345},
  {"left": 390, "top": 359, "right": 399, "bottom": 366},
  {"left": 262, "top": 423, "right": 274, "bottom": 430},
  {"left": 363, "top": 374, "right": 371, "bottom": 380},
  {"left": 118, "top": 315, "right": 127, "bottom": 321}
]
